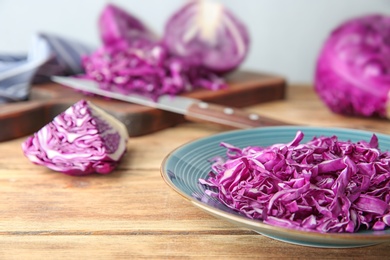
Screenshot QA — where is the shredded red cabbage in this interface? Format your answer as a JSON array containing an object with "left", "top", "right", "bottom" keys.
[
  {"left": 82, "top": 41, "right": 226, "bottom": 100},
  {"left": 200, "top": 131, "right": 390, "bottom": 233}
]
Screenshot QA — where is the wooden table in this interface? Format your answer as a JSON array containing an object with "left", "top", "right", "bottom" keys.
[{"left": 0, "top": 85, "right": 389, "bottom": 259}]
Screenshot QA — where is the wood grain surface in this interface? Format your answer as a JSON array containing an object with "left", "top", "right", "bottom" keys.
[
  {"left": 0, "top": 70, "right": 286, "bottom": 142},
  {"left": 0, "top": 86, "right": 390, "bottom": 259}
]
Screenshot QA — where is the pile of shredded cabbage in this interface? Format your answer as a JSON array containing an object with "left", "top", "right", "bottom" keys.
[
  {"left": 82, "top": 41, "right": 226, "bottom": 100},
  {"left": 200, "top": 131, "right": 390, "bottom": 233}
]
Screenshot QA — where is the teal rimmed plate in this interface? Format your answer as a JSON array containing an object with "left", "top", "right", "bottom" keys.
[{"left": 161, "top": 126, "right": 390, "bottom": 248}]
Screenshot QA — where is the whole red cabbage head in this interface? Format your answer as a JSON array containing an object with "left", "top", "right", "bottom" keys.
[{"left": 315, "top": 14, "right": 390, "bottom": 118}]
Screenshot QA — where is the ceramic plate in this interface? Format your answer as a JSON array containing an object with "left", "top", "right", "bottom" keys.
[{"left": 161, "top": 126, "right": 390, "bottom": 248}]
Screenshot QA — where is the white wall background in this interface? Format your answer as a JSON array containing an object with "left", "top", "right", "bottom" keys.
[{"left": 0, "top": 0, "right": 389, "bottom": 84}]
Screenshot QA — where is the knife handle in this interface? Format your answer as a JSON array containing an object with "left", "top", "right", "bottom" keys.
[{"left": 185, "top": 101, "right": 289, "bottom": 129}]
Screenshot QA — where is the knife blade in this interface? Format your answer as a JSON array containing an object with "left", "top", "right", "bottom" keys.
[{"left": 52, "top": 76, "right": 288, "bottom": 129}]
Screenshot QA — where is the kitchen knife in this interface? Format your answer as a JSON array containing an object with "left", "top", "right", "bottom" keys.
[{"left": 52, "top": 76, "right": 288, "bottom": 129}]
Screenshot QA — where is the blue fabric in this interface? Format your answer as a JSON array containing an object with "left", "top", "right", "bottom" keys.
[{"left": 0, "top": 33, "right": 93, "bottom": 104}]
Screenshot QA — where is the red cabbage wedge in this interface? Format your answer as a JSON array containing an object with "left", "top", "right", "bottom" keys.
[{"left": 22, "top": 100, "right": 129, "bottom": 176}]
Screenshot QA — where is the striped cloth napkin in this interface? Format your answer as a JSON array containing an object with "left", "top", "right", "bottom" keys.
[{"left": 0, "top": 33, "right": 93, "bottom": 104}]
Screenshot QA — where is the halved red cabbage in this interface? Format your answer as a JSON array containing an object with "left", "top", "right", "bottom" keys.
[
  {"left": 82, "top": 3, "right": 228, "bottom": 99},
  {"left": 315, "top": 14, "right": 390, "bottom": 118},
  {"left": 163, "top": 0, "right": 250, "bottom": 73},
  {"left": 22, "top": 100, "right": 128, "bottom": 176},
  {"left": 99, "top": 3, "right": 157, "bottom": 48},
  {"left": 200, "top": 131, "right": 390, "bottom": 233}
]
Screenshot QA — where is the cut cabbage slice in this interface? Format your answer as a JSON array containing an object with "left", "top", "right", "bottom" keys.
[{"left": 22, "top": 100, "right": 129, "bottom": 176}]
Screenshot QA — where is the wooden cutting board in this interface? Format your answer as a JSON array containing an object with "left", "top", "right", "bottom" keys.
[{"left": 0, "top": 70, "right": 286, "bottom": 142}]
